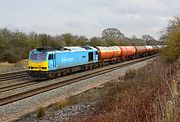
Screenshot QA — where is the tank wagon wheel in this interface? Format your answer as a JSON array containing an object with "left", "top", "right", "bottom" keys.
[
  {"left": 120, "top": 58, "right": 125, "bottom": 62},
  {"left": 112, "top": 60, "right": 116, "bottom": 64},
  {"left": 116, "top": 59, "right": 120, "bottom": 63},
  {"left": 113, "top": 60, "right": 116, "bottom": 64},
  {"left": 109, "top": 60, "right": 112, "bottom": 64}
]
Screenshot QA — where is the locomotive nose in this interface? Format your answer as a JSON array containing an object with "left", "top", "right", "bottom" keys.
[{"left": 28, "top": 61, "right": 48, "bottom": 71}]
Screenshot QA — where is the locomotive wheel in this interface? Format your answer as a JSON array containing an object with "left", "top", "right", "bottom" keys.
[
  {"left": 62, "top": 71, "right": 67, "bottom": 76},
  {"left": 48, "top": 73, "right": 53, "bottom": 79},
  {"left": 57, "top": 72, "right": 62, "bottom": 77}
]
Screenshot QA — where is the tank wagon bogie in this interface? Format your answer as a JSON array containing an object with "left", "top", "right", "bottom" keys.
[{"left": 28, "top": 45, "right": 163, "bottom": 79}]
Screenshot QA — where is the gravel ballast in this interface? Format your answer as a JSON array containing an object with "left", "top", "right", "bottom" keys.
[{"left": 0, "top": 57, "right": 156, "bottom": 122}]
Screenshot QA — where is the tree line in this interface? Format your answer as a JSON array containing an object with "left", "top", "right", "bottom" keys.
[{"left": 0, "top": 27, "right": 162, "bottom": 63}]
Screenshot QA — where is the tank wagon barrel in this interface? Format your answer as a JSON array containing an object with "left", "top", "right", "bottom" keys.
[
  {"left": 134, "top": 46, "right": 147, "bottom": 54},
  {"left": 144, "top": 45, "right": 154, "bottom": 52},
  {"left": 95, "top": 46, "right": 121, "bottom": 60},
  {"left": 118, "top": 46, "right": 136, "bottom": 57}
]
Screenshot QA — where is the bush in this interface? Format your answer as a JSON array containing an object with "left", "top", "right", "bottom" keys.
[
  {"left": 161, "top": 17, "right": 180, "bottom": 63},
  {"left": 36, "top": 106, "right": 45, "bottom": 118},
  {"left": 54, "top": 98, "right": 70, "bottom": 110},
  {"left": 3, "top": 49, "right": 21, "bottom": 63},
  {"left": 124, "top": 69, "right": 136, "bottom": 81}
]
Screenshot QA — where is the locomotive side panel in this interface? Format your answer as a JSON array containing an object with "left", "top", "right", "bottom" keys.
[{"left": 54, "top": 49, "right": 98, "bottom": 70}]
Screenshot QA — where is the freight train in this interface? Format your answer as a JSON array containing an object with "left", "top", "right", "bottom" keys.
[{"left": 27, "top": 45, "right": 163, "bottom": 79}]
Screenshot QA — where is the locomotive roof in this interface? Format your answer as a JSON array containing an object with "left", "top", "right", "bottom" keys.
[
  {"left": 63, "top": 46, "right": 97, "bottom": 51},
  {"left": 35, "top": 46, "right": 97, "bottom": 52}
]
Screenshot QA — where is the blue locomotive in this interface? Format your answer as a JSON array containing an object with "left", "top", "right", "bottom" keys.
[{"left": 28, "top": 46, "right": 98, "bottom": 79}]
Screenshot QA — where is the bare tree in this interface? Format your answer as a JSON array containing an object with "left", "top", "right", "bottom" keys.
[
  {"left": 142, "top": 34, "right": 155, "bottom": 45},
  {"left": 102, "top": 28, "right": 125, "bottom": 39}
]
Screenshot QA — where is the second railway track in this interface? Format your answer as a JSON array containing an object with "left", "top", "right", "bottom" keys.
[
  {"left": 0, "top": 55, "right": 157, "bottom": 106},
  {"left": 0, "top": 80, "right": 38, "bottom": 93},
  {"left": 0, "top": 70, "right": 28, "bottom": 82}
]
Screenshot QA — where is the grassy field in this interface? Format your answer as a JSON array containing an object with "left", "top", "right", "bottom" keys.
[{"left": 0, "top": 60, "right": 27, "bottom": 73}]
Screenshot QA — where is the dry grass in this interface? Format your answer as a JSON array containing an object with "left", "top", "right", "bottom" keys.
[
  {"left": 72, "top": 58, "right": 180, "bottom": 122},
  {"left": 36, "top": 106, "right": 45, "bottom": 118},
  {"left": 54, "top": 98, "right": 71, "bottom": 110},
  {"left": 0, "top": 59, "right": 27, "bottom": 73},
  {"left": 124, "top": 69, "right": 137, "bottom": 81}
]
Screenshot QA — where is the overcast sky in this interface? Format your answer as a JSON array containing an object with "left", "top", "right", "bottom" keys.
[{"left": 0, "top": 0, "right": 180, "bottom": 39}]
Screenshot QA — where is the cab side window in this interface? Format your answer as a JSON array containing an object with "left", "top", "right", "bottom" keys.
[{"left": 48, "top": 54, "right": 54, "bottom": 60}]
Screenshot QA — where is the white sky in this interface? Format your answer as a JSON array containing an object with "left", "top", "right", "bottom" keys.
[{"left": 0, "top": 0, "right": 180, "bottom": 39}]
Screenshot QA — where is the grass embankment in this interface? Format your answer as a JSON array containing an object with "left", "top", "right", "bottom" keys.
[
  {"left": 71, "top": 58, "right": 180, "bottom": 122},
  {"left": 17, "top": 58, "right": 179, "bottom": 122}
]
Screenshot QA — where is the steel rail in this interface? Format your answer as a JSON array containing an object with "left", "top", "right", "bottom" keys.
[
  {"left": 0, "top": 81, "right": 37, "bottom": 93},
  {"left": 0, "top": 70, "right": 28, "bottom": 82}
]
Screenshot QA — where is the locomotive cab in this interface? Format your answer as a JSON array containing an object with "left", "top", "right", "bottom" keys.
[
  {"left": 28, "top": 51, "right": 48, "bottom": 71},
  {"left": 28, "top": 48, "right": 50, "bottom": 78}
]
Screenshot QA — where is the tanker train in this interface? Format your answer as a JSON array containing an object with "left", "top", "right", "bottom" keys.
[{"left": 27, "top": 45, "right": 163, "bottom": 79}]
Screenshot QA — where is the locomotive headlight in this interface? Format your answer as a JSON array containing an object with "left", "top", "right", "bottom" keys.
[
  {"left": 29, "top": 66, "right": 33, "bottom": 69},
  {"left": 42, "top": 67, "right": 47, "bottom": 70}
]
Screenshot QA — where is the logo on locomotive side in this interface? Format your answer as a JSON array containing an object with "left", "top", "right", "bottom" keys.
[{"left": 61, "top": 57, "right": 73, "bottom": 62}]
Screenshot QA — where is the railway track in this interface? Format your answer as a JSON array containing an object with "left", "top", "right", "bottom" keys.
[
  {"left": 0, "top": 70, "right": 28, "bottom": 82},
  {"left": 0, "top": 80, "right": 38, "bottom": 93},
  {"left": 0, "top": 55, "right": 157, "bottom": 106}
]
